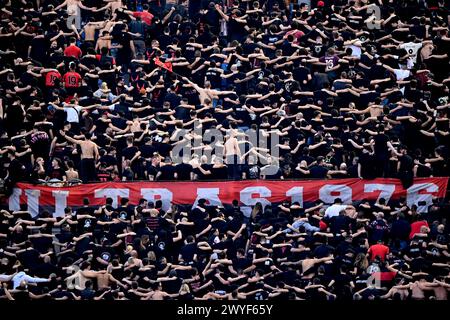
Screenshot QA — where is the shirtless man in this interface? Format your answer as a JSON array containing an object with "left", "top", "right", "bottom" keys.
[
  {"left": 95, "top": 31, "right": 112, "bottom": 52},
  {"left": 82, "top": 20, "right": 105, "bottom": 49},
  {"left": 128, "top": 117, "right": 150, "bottom": 133},
  {"left": 423, "top": 279, "right": 450, "bottom": 300},
  {"left": 124, "top": 250, "right": 143, "bottom": 271},
  {"left": 87, "top": 265, "right": 125, "bottom": 290},
  {"left": 281, "top": 254, "right": 334, "bottom": 280},
  {"left": 224, "top": 130, "right": 241, "bottom": 180},
  {"left": 181, "top": 77, "right": 235, "bottom": 105},
  {"left": 55, "top": 0, "right": 97, "bottom": 30},
  {"left": 60, "top": 130, "right": 99, "bottom": 183},
  {"left": 143, "top": 282, "right": 176, "bottom": 300},
  {"left": 348, "top": 102, "right": 384, "bottom": 118},
  {"left": 380, "top": 279, "right": 411, "bottom": 300},
  {"left": 96, "top": 0, "right": 125, "bottom": 14},
  {"left": 410, "top": 275, "right": 433, "bottom": 300}
]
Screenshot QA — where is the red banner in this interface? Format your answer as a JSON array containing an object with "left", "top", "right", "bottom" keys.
[{"left": 8, "top": 178, "right": 448, "bottom": 217}]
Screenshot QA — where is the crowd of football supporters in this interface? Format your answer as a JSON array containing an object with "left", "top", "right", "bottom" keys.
[{"left": 0, "top": 0, "right": 449, "bottom": 300}]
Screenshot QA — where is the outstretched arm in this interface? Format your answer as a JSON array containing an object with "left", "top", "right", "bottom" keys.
[
  {"left": 59, "top": 130, "right": 82, "bottom": 145},
  {"left": 23, "top": 275, "right": 50, "bottom": 284},
  {"left": 215, "top": 4, "right": 229, "bottom": 22}
]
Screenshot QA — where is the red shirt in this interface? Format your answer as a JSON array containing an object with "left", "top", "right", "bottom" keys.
[
  {"left": 372, "top": 271, "right": 397, "bottom": 282},
  {"left": 64, "top": 45, "right": 82, "bottom": 59},
  {"left": 409, "top": 220, "right": 429, "bottom": 239},
  {"left": 368, "top": 244, "right": 389, "bottom": 261},
  {"left": 45, "top": 70, "right": 61, "bottom": 87},
  {"left": 133, "top": 11, "right": 154, "bottom": 25},
  {"left": 285, "top": 29, "right": 305, "bottom": 44},
  {"left": 95, "top": 54, "right": 116, "bottom": 65},
  {"left": 63, "top": 72, "right": 82, "bottom": 88}
]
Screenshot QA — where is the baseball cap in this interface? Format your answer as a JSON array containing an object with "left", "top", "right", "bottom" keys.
[{"left": 317, "top": 1, "right": 325, "bottom": 7}]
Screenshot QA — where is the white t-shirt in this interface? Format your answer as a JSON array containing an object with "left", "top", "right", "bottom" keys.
[
  {"left": 324, "top": 204, "right": 348, "bottom": 219},
  {"left": 64, "top": 105, "right": 82, "bottom": 123},
  {"left": 394, "top": 69, "right": 411, "bottom": 81},
  {"left": 347, "top": 45, "right": 362, "bottom": 59},
  {"left": 399, "top": 42, "right": 422, "bottom": 64}
]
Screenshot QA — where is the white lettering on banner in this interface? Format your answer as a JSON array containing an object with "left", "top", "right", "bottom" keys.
[
  {"left": 286, "top": 187, "right": 304, "bottom": 206},
  {"left": 25, "top": 189, "right": 41, "bottom": 217},
  {"left": 240, "top": 187, "right": 272, "bottom": 217},
  {"left": 52, "top": 190, "right": 70, "bottom": 217},
  {"left": 407, "top": 183, "right": 438, "bottom": 213},
  {"left": 364, "top": 184, "right": 396, "bottom": 203},
  {"left": 240, "top": 187, "right": 272, "bottom": 206},
  {"left": 8, "top": 188, "right": 22, "bottom": 211},
  {"left": 319, "top": 185, "right": 352, "bottom": 204},
  {"left": 193, "top": 188, "right": 223, "bottom": 207},
  {"left": 7, "top": 179, "right": 447, "bottom": 214},
  {"left": 94, "top": 189, "right": 130, "bottom": 208},
  {"left": 141, "top": 188, "right": 173, "bottom": 211}
]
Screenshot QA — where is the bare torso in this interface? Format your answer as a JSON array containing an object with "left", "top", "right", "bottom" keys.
[
  {"left": 130, "top": 120, "right": 141, "bottom": 132},
  {"left": 391, "top": 287, "right": 410, "bottom": 300},
  {"left": 432, "top": 286, "right": 448, "bottom": 300},
  {"left": 224, "top": 137, "right": 239, "bottom": 157},
  {"left": 411, "top": 281, "right": 426, "bottom": 300},
  {"left": 83, "top": 24, "right": 97, "bottom": 41},
  {"left": 80, "top": 140, "right": 97, "bottom": 159},
  {"left": 369, "top": 105, "right": 383, "bottom": 117},
  {"left": 149, "top": 290, "right": 165, "bottom": 300},
  {"left": 66, "top": 169, "right": 79, "bottom": 180},
  {"left": 301, "top": 259, "right": 316, "bottom": 279},
  {"left": 96, "top": 273, "right": 111, "bottom": 290},
  {"left": 110, "top": 0, "right": 124, "bottom": 13},
  {"left": 96, "top": 37, "right": 111, "bottom": 52}
]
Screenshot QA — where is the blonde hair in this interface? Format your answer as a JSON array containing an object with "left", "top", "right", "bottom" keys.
[
  {"left": 147, "top": 251, "right": 156, "bottom": 261},
  {"left": 179, "top": 283, "right": 190, "bottom": 294}
]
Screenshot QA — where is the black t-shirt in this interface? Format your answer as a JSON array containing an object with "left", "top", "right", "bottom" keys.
[
  {"left": 30, "top": 236, "right": 53, "bottom": 254},
  {"left": 162, "top": 277, "right": 183, "bottom": 294},
  {"left": 175, "top": 163, "right": 193, "bottom": 181},
  {"left": 94, "top": 245, "right": 115, "bottom": 265},
  {"left": 56, "top": 230, "right": 74, "bottom": 244},
  {"left": 359, "top": 152, "right": 376, "bottom": 179},
  {"left": 153, "top": 142, "right": 172, "bottom": 158},
  {"left": 210, "top": 165, "right": 228, "bottom": 180},
  {"left": 158, "top": 164, "right": 176, "bottom": 180},
  {"left": 310, "top": 165, "right": 329, "bottom": 178},
  {"left": 174, "top": 105, "right": 192, "bottom": 121},
  {"left": 77, "top": 216, "right": 97, "bottom": 234},
  {"left": 374, "top": 134, "right": 389, "bottom": 157},
  {"left": 140, "top": 144, "right": 156, "bottom": 159},
  {"left": 100, "top": 155, "right": 118, "bottom": 168},
  {"left": 243, "top": 164, "right": 260, "bottom": 179},
  {"left": 399, "top": 154, "right": 413, "bottom": 172},
  {"left": 180, "top": 243, "right": 197, "bottom": 261},
  {"left": 51, "top": 290, "right": 74, "bottom": 300},
  {"left": 35, "top": 262, "right": 58, "bottom": 278},
  {"left": 332, "top": 273, "right": 353, "bottom": 296},
  {"left": 18, "top": 248, "right": 41, "bottom": 270},
  {"left": 47, "top": 167, "right": 66, "bottom": 180},
  {"left": 75, "top": 207, "right": 96, "bottom": 232},
  {"left": 122, "top": 146, "right": 139, "bottom": 161}
]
